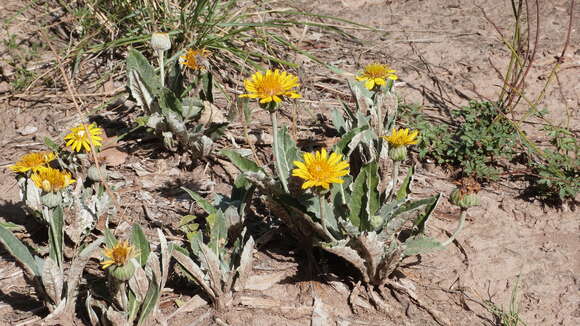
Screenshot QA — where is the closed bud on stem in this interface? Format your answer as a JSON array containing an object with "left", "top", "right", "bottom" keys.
[
  {"left": 150, "top": 32, "right": 171, "bottom": 52},
  {"left": 369, "top": 215, "right": 384, "bottom": 230},
  {"left": 41, "top": 191, "right": 62, "bottom": 208},
  {"left": 109, "top": 261, "right": 136, "bottom": 282},
  {"left": 388, "top": 145, "right": 407, "bottom": 161},
  {"left": 450, "top": 188, "right": 479, "bottom": 209}
]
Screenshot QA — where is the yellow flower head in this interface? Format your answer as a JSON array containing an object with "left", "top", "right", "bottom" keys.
[
  {"left": 180, "top": 49, "right": 211, "bottom": 70},
  {"left": 30, "top": 167, "right": 76, "bottom": 192},
  {"left": 240, "top": 69, "right": 301, "bottom": 104},
  {"left": 9, "top": 152, "right": 56, "bottom": 173},
  {"left": 64, "top": 123, "right": 103, "bottom": 152},
  {"left": 292, "top": 148, "right": 350, "bottom": 190},
  {"left": 356, "top": 63, "right": 398, "bottom": 90},
  {"left": 101, "top": 240, "right": 138, "bottom": 269},
  {"left": 383, "top": 128, "right": 419, "bottom": 147}
]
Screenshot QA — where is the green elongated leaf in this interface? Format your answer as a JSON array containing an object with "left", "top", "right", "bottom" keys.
[
  {"left": 403, "top": 237, "right": 443, "bottom": 256},
  {"left": 200, "top": 71, "right": 213, "bottom": 102},
  {"left": 331, "top": 108, "right": 347, "bottom": 134},
  {"left": 0, "top": 225, "right": 40, "bottom": 276},
  {"left": 49, "top": 206, "right": 64, "bottom": 268},
  {"left": 137, "top": 273, "right": 160, "bottom": 325},
  {"left": 274, "top": 126, "right": 300, "bottom": 193},
  {"left": 221, "top": 149, "right": 264, "bottom": 173},
  {"left": 104, "top": 228, "right": 117, "bottom": 247},
  {"left": 126, "top": 48, "right": 161, "bottom": 95},
  {"left": 206, "top": 211, "right": 228, "bottom": 255},
  {"left": 414, "top": 193, "right": 441, "bottom": 233},
  {"left": 181, "top": 187, "right": 217, "bottom": 215},
  {"left": 231, "top": 174, "right": 254, "bottom": 219},
  {"left": 396, "top": 165, "right": 415, "bottom": 201},
  {"left": 348, "top": 166, "right": 367, "bottom": 228},
  {"left": 333, "top": 126, "right": 368, "bottom": 155},
  {"left": 43, "top": 137, "right": 60, "bottom": 153},
  {"left": 127, "top": 289, "right": 139, "bottom": 323},
  {"left": 131, "top": 224, "right": 151, "bottom": 268},
  {"left": 167, "top": 60, "right": 185, "bottom": 97},
  {"left": 0, "top": 222, "right": 22, "bottom": 230},
  {"left": 158, "top": 88, "right": 184, "bottom": 116},
  {"left": 364, "top": 162, "right": 380, "bottom": 222}
]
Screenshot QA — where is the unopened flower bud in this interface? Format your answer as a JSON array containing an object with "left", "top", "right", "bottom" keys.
[
  {"left": 41, "top": 191, "right": 62, "bottom": 208},
  {"left": 388, "top": 145, "right": 408, "bottom": 161},
  {"left": 109, "top": 261, "right": 136, "bottom": 281},
  {"left": 369, "top": 215, "right": 384, "bottom": 230},
  {"left": 450, "top": 188, "right": 479, "bottom": 209},
  {"left": 150, "top": 32, "right": 171, "bottom": 52}
]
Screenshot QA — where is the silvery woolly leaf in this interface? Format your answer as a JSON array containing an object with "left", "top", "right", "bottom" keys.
[
  {"left": 85, "top": 293, "right": 99, "bottom": 326},
  {"left": 105, "top": 306, "right": 127, "bottom": 326},
  {"left": 233, "top": 236, "right": 254, "bottom": 292},
  {"left": 158, "top": 228, "right": 171, "bottom": 289},
  {"left": 20, "top": 177, "right": 42, "bottom": 213},
  {"left": 352, "top": 232, "right": 383, "bottom": 281},
  {"left": 146, "top": 112, "right": 165, "bottom": 130},
  {"left": 199, "top": 242, "right": 224, "bottom": 297},
  {"left": 322, "top": 243, "right": 369, "bottom": 283},
  {"left": 172, "top": 250, "right": 216, "bottom": 299},
  {"left": 41, "top": 257, "right": 63, "bottom": 305},
  {"left": 128, "top": 261, "right": 148, "bottom": 301},
  {"left": 127, "top": 69, "right": 154, "bottom": 113},
  {"left": 403, "top": 237, "right": 443, "bottom": 256}
]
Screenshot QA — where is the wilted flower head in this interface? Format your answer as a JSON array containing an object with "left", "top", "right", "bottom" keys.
[
  {"left": 180, "top": 49, "right": 211, "bottom": 70},
  {"left": 150, "top": 32, "right": 171, "bottom": 52},
  {"left": 30, "top": 167, "right": 75, "bottom": 192},
  {"left": 101, "top": 240, "right": 138, "bottom": 269},
  {"left": 356, "top": 63, "right": 398, "bottom": 90},
  {"left": 64, "top": 123, "right": 103, "bottom": 152},
  {"left": 9, "top": 151, "right": 55, "bottom": 173},
  {"left": 240, "top": 69, "right": 301, "bottom": 104},
  {"left": 292, "top": 148, "right": 349, "bottom": 190}
]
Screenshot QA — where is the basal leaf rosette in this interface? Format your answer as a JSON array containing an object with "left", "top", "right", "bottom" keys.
[
  {"left": 64, "top": 123, "right": 103, "bottom": 153},
  {"left": 383, "top": 128, "right": 419, "bottom": 161},
  {"left": 9, "top": 151, "right": 56, "bottom": 173},
  {"left": 240, "top": 69, "right": 301, "bottom": 109},
  {"left": 356, "top": 63, "right": 398, "bottom": 91}
]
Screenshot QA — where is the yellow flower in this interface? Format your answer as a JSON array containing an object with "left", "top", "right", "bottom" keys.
[
  {"left": 356, "top": 63, "right": 398, "bottom": 90},
  {"left": 383, "top": 128, "right": 419, "bottom": 147},
  {"left": 9, "top": 152, "right": 55, "bottom": 173},
  {"left": 101, "top": 240, "right": 138, "bottom": 269},
  {"left": 30, "top": 167, "right": 76, "bottom": 192},
  {"left": 64, "top": 123, "right": 103, "bottom": 152},
  {"left": 240, "top": 69, "right": 301, "bottom": 104},
  {"left": 180, "top": 49, "right": 211, "bottom": 70},
  {"left": 292, "top": 149, "right": 350, "bottom": 190}
]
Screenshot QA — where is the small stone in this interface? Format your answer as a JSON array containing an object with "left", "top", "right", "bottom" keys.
[{"left": 17, "top": 125, "right": 38, "bottom": 136}]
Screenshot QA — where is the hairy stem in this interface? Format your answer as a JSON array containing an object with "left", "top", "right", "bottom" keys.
[
  {"left": 270, "top": 111, "right": 288, "bottom": 192},
  {"left": 319, "top": 194, "right": 336, "bottom": 242},
  {"left": 389, "top": 160, "right": 400, "bottom": 200},
  {"left": 441, "top": 208, "right": 467, "bottom": 247},
  {"left": 157, "top": 50, "right": 165, "bottom": 88}
]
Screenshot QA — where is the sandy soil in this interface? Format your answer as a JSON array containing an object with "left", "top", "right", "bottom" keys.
[{"left": 0, "top": 0, "right": 578, "bottom": 325}]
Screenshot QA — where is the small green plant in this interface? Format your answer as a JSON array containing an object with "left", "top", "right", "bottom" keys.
[
  {"left": 484, "top": 276, "right": 527, "bottom": 326},
  {"left": 400, "top": 101, "right": 519, "bottom": 181},
  {"left": 126, "top": 35, "right": 226, "bottom": 157},
  {"left": 86, "top": 225, "right": 173, "bottom": 326},
  {"left": 173, "top": 184, "right": 255, "bottom": 311},
  {"left": 528, "top": 126, "right": 579, "bottom": 200},
  {"left": 222, "top": 67, "right": 468, "bottom": 308}
]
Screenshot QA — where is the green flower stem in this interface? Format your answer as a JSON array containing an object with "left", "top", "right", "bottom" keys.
[
  {"left": 375, "top": 92, "right": 383, "bottom": 138},
  {"left": 389, "top": 160, "right": 400, "bottom": 200},
  {"left": 441, "top": 208, "right": 467, "bottom": 247},
  {"left": 318, "top": 194, "right": 336, "bottom": 242},
  {"left": 270, "top": 110, "right": 289, "bottom": 193},
  {"left": 157, "top": 50, "right": 165, "bottom": 88}
]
